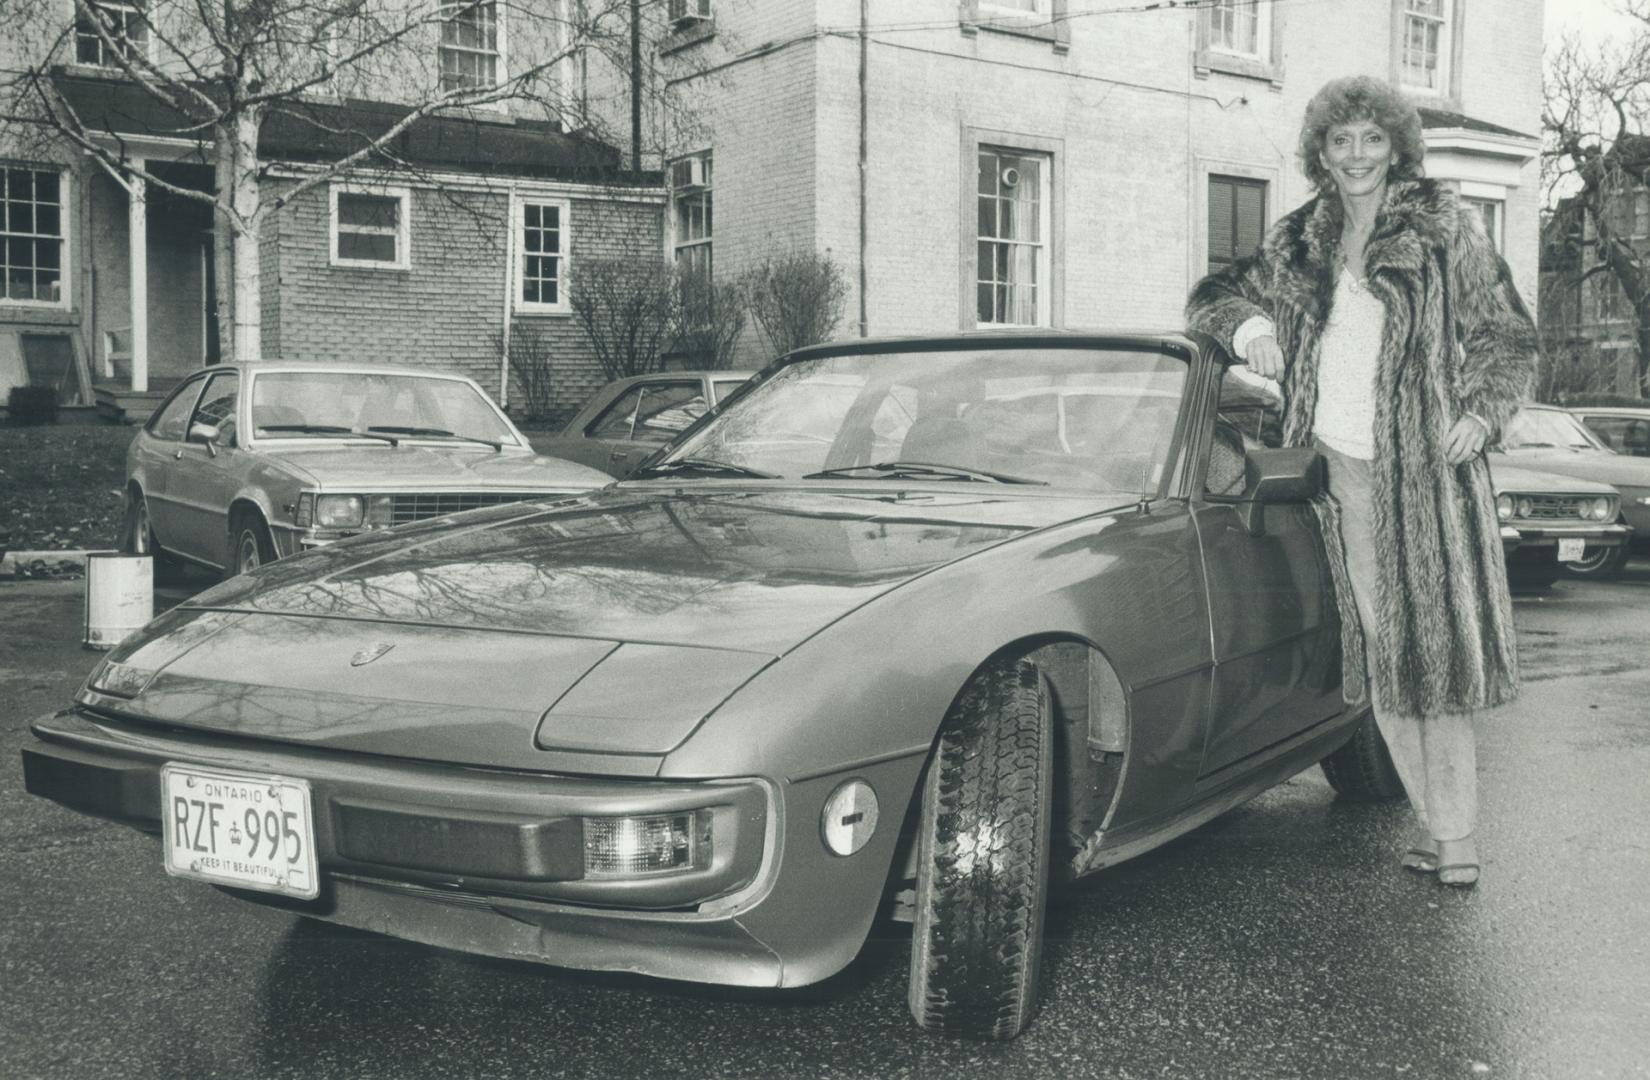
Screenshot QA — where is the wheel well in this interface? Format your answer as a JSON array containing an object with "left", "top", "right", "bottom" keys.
[{"left": 228, "top": 498, "right": 268, "bottom": 533}]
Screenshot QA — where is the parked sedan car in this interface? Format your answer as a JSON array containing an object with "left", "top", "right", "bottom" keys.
[
  {"left": 27, "top": 332, "right": 1404, "bottom": 1041},
  {"left": 120, "top": 363, "right": 611, "bottom": 576},
  {"left": 1490, "top": 404, "right": 1650, "bottom": 578},
  {"left": 1490, "top": 463, "right": 1627, "bottom": 588},
  {"left": 1571, "top": 404, "right": 1650, "bottom": 458},
  {"left": 531, "top": 370, "right": 754, "bottom": 477}
]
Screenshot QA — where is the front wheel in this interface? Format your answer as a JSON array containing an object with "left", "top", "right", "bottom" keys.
[
  {"left": 120, "top": 487, "right": 178, "bottom": 571},
  {"left": 908, "top": 658, "right": 1053, "bottom": 1041},
  {"left": 229, "top": 511, "right": 277, "bottom": 576},
  {"left": 1563, "top": 543, "right": 1629, "bottom": 580},
  {"left": 1319, "top": 709, "right": 1405, "bottom": 801}
]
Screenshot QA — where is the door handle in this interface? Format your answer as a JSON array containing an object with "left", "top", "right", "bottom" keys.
[{"left": 174, "top": 449, "right": 184, "bottom": 460}]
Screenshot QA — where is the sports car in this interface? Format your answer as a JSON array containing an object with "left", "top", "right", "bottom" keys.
[{"left": 22, "top": 333, "right": 1401, "bottom": 1040}]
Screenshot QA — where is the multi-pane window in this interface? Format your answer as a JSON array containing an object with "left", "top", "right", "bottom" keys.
[
  {"left": 977, "top": 148, "right": 1049, "bottom": 326},
  {"left": 672, "top": 153, "right": 713, "bottom": 275},
  {"left": 1400, "top": 0, "right": 1450, "bottom": 92},
  {"left": 1208, "top": 175, "right": 1267, "bottom": 273},
  {"left": 440, "top": 1, "right": 500, "bottom": 92},
  {"left": 1594, "top": 275, "right": 1627, "bottom": 324},
  {"left": 1209, "top": 0, "right": 1268, "bottom": 57},
  {"left": 669, "top": 0, "right": 711, "bottom": 23},
  {"left": 331, "top": 186, "right": 409, "bottom": 269},
  {"left": 517, "top": 200, "right": 568, "bottom": 312},
  {"left": 2, "top": 167, "right": 65, "bottom": 305},
  {"left": 1462, "top": 196, "right": 1503, "bottom": 253},
  {"left": 75, "top": 0, "right": 147, "bottom": 67}
]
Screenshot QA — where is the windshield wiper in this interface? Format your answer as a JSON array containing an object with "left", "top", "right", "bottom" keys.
[
  {"left": 367, "top": 425, "right": 501, "bottom": 451},
  {"left": 632, "top": 457, "right": 780, "bottom": 479},
  {"left": 803, "top": 461, "right": 1047, "bottom": 485},
  {"left": 258, "top": 424, "right": 399, "bottom": 445}
]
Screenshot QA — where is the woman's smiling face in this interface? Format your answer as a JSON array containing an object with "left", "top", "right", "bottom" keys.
[{"left": 1320, "top": 119, "right": 1397, "bottom": 201}]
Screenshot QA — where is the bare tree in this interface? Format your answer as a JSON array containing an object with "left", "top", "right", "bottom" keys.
[
  {"left": 0, "top": 0, "right": 675, "bottom": 363},
  {"left": 671, "top": 265, "right": 746, "bottom": 370},
  {"left": 567, "top": 254, "right": 677, "bottom": 380},
  {"left": 1544, "top": 1, "right": 1650, "bottom": 395},
  {"left": 495, "top": 321, "right": 558, "bottom": 423},
  {"left": 747, "top": 248, "right": 848, "bottom": 356}
]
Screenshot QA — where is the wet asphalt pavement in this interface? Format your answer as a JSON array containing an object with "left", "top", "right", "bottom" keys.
[{"left": 2, "top": 567, "right": 1648, "bottom": 1080}]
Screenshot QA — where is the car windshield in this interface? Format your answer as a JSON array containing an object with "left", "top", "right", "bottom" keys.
[
  {"left": 653, "top": 346, "right": 1187, "bottom": 492},
  {"left": 249, "top": 372, "right": 518, "bottom": 445},
  {"left": 1499, "top": 408, "right": 1607, "bottom": 453}
]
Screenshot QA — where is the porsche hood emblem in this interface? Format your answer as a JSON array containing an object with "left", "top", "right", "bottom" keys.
[{"left": 349, "top": 643, "right": 396, "bottom": 667}]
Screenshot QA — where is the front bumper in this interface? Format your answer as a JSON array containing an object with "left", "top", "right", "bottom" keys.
[
  {"left": 1499, "top": 521, "right": 1630, "bottom": 553},
  {"left": 21, "top": 708, "right": 916, "bottom": 988}
]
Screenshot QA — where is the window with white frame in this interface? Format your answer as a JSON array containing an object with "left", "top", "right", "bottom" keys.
[
  {"left": 984, "top": 0, "right": 1048, "bottom": 10},
  {"left": 516, "top": 199, "right": 569, "bottom": 313},
  {"left": 1462, "top": 196, "right": 1503, "bottom": 254},
  {"left": 977, "top": 148, "right": 1050, "bottom": 327},
  {"left": 75, "top": 0, "right": 147, "bottom": 67},
  {"left": 671, "top": 152, "right": 712, "bottom": 275},
  {"left": 2, "top": 166, "right": 66, "bottom": 305},
  {"left": 1208, "top": 0, "right": 1270, "bottom": 58},
  {"left": 1208, "top": 175, "right": 1268, "bottom": 273},
  {"left": 440, "top": 1, "right": 501, "bottom": 92},
  {"left": 330, "top": 185, "right": 410, "bottom": 269},
  {"left": 1399, "top": 0, "right": 1451, "bottom": 93}
]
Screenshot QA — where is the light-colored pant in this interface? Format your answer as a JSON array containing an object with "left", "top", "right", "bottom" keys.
[{"left": 1317, "top": 438, "right": 1478, "bottom": 842}]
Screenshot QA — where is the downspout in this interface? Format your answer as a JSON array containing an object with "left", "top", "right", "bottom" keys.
[
  {"left": 857, "top": 0, "right": 868, "bottom": 337},
  {"left": 500, "top": 183, "right": 516, "bottom": 408}
]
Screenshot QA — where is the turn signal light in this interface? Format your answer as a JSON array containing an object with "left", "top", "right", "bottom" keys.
[{"left": 583, "top": 812, "right": 709, "bottom": 878}]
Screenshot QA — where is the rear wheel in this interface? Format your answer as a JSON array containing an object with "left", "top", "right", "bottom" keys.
[
  {"left": 1319, "top": 709, "right": 1405, "bottom": 801},
  {"left": 908, "top": 658, "right": 1053, "bottom": 1041},
  {"left": 1563, "top": 542, "right": 1629, "bottom": 580},
  {"left": 229, "top": 510, "right": 276, "bottom": 576}
]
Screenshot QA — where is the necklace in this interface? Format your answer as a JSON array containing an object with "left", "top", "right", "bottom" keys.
[{"left": 1341, "top": 250, "right": 1370, "bottom": 295}]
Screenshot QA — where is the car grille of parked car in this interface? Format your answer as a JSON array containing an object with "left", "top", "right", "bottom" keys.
[
  {"left": 390, "top": 492, "right": 547, "bottom": 525},
  {"left": 1519, "top": 496, "right": 1593, "bottom": 520}
]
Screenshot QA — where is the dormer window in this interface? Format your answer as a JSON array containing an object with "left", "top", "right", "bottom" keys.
[{"left": 75, "top": 0, "right": 147, "bottom": 68}]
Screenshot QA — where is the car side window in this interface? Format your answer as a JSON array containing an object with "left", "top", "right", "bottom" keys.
[
  {"left": 1583, "top": 416, "right": 1650, "bottom": 455},
  {"left": 190, "top": 373, "right": 240, "bottom": 445},
  {"left": 712, "top": 379, "right": 747, "bottom": 404},
  {"left": 588, "top": 382, "right": 706, "bottom": 443},
  {"left": 147, "top": 379, "right": 207, "bottom": 442},
  {"left": 1207, "top": 369, "right": 1285, "bottom": 497}
]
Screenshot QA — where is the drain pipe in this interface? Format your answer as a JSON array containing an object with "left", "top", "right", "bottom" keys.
[
  {"left": 857, "top": 0, "right": 868, "bottom": 337},
  {"left": 500, "top": 182, "right": 516, "bottom": 408}
]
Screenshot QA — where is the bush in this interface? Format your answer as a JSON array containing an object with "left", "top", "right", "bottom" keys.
[
  {"left": 568, "top": 257, "right": 679, "bottom": 381},
  {"left": 671, "top": 267, "right": 748, "bottom": 370},
  {"left": 498, "top": 323, "right": 558, "bottom": 422},
  {"left": 747, "top": 249, "right": 849, "bottom": 356},
  {"left": 6, "top": 386, "right": 58, "bottom": 425}
]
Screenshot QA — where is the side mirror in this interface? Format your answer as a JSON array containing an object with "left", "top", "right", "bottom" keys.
[
  {"left": 1237, "top": 447, "right": 1324, "bottom": 536},
  {"left": 188, "top": 422, "right": 222, "bottom": 456}
]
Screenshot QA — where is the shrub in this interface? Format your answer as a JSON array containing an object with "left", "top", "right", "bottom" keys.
[
  {"left": 7, "top": 386, "right": 58, "bottom": 425},
  {"left": 747, "top": 249, "right": 849, "bottom": 356},
  {"left": 497, "top": 323, "right": 558, "bottom": 422},
  {"left": 671, "top": 267, "right": 748, "bottom": 370},
  {"left": 568, "top": 257, "right": 679, "bottom": 381}
]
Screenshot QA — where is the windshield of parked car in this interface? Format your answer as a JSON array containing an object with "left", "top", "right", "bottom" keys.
[
  {"left": 1499, "top": 408, "right": 1608, "bottom": 453},
  {"left": 653, "top": 347, "right": 1187, "bottom": 492},
  {"left": 248, "top": 372, "right": 519, "bottom": 445}
]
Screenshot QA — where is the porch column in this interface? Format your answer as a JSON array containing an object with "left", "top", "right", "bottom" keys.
[{"left": 128, "top": 160, "right": 148, "bottom": 393}]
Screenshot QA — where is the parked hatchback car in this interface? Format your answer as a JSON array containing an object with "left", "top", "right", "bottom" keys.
[
  {"left": 531, "top": 370, "right": 754, "bottom": 477},
  {"left": 120, "top": 363, "right": 611, "bottom": 576},
  {"left": 27, "top": 332, "right": 1404, "bottom": 1041},
  {"left": 1489, "top": 404, "right": 1650, "bottom": 578}
]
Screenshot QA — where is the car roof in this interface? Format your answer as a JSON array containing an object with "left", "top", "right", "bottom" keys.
[
  {"left": 1570, "top": 405, "right": 1650, "bottom": 416},
  {"left": 199, "top": 361, "right": 486, "bottom": 380},
  {"left": 779, "top": 329, "right": 1205, "bottom": 366}
]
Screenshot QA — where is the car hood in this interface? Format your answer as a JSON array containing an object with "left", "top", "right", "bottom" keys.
[
  {"left": 251, "top": 443, "right": 612, "bottom": 490},
  {"left": 1487, "top": 460, "right": 1617, "bottom": 495},
  {"left": 1491, "top": 448, "right": 1650, "bottom": 491},
  {"left": 82, "top": 486, "right": 1128, "bottom": 766}
]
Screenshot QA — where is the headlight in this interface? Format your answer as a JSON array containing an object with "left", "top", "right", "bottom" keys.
[
  {"left": 582, "top": 812, "right": 710, "bottom": 878},
  {"left": 87, "top": 658, "right": 156, "bottom": 698},
  {"left": 1495, "top": 493, "right": 1514, "bottom": 521},
  {"left": 1516, "top": 496, "right": 1534, "bottom": 519},
  {"left": 314, "top": 494, "right": 365, "bottom": 528},
  {"left": 1592, "top": 496, "right": 1616, "bottom": 521}
]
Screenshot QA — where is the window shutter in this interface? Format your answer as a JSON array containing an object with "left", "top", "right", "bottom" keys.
[
  {"left": 1208, "top": 177, "right": 1235, "bottom": 269},
  {"left": 1234, "top": 180, "right": 1264, "bottom": 260}
]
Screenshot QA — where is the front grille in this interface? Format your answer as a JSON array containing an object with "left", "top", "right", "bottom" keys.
[
  {"left": 1520, "top": 495, "right": 1589, "bottom": 521},
  {"left": 389, "top": 492, "right": 548, "bottom": 525}
]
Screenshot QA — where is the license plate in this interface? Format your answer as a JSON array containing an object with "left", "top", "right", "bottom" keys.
[
  {"left": 1558, "top": 537, "right": 1587, "bottom": 562},
  {"left": 161, "top": 764, "right": 319, "bottom": 900}
]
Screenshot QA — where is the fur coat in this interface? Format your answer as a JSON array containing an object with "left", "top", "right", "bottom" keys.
[{"left": 1186, "top": 178, "right": 1537, "bottom": 716}]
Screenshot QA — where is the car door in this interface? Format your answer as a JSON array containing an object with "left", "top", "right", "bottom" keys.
[
  {"left": 164, "top": 370, "right": 241, "bottom": 565},
  {"left": 134, "top": 375, "right": 209, "bottom": 548},
  {"left": 1191, "top": 391, "right": 1346, "bottom": 782},
  {"left": 584, "top": 378, "right": 710, "bottom": 476}
]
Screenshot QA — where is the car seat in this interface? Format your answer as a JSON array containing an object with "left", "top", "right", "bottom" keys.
[
  {"left": 899, "top": 416, "right": 986, "bottom": 468},
  {"left": 252, "top": 404, "right": 306, "bottom": 429}
]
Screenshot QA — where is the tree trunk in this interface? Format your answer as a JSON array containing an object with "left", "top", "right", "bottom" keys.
[
  {"left": 230, "top": 109, "right": 263, "bottom": 362},
  {"left": 212, "top": 122, "right": 236, "bottom": 365}
]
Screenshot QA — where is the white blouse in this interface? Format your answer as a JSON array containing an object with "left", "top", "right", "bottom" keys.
[{"left": 1311, "top": 273, "right": 1386, "bottom": 460}]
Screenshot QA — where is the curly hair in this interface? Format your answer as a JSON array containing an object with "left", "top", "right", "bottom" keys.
[{"left": 1298, "top": 76, "right": 1426, "bottom": 192}]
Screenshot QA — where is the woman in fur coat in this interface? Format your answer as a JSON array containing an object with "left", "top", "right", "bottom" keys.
[{"left": 1186, "top": 76, "right": 1537, "bottom": 887}]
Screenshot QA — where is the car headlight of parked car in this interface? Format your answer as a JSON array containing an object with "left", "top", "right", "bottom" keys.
[
  {"left": 1496, "top": 494, "right": 1514, "bottom": 521},
  {"left": 1586, "top": 496, "right": 1615, "bottom": 521},
  {"left": 297, "top": 493, "right": 397, "bottom": 530}
]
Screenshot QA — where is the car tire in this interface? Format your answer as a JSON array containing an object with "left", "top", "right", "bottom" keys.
[
  {"left": 908, "top": 657, "right": 1053, "bottom": 1041},
  {"left": 120, "top": 487, "right": 178, "bottom": 572},
  {"left": 1563, "top": 542, "right": 1629, "bottom": 580},
  {"left": 1319, "top": 709, "right": 1405, "bottom": 801},
  {"left": 229, "top": 511, "right": 276, "bottom": 576}
]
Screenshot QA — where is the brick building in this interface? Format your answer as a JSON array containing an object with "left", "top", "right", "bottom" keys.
[
  {"left": 1539, "top": 181, "right": 1649, "bottom": 398},
  {"left": 0, "top": 2, "right": 663, "bottom": 419},
  {"left": 647, "top": 0, "right": 1544, "bottom": 364}
]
